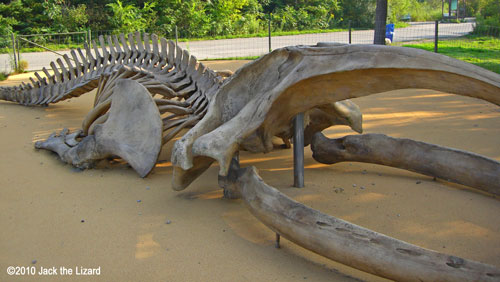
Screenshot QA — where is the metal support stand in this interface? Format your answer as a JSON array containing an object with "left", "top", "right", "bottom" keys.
[
  {"left": 293, "top": 113, "right": 305, "bottom": 188},
  {"left": 348, "top": 20, "right": 352, "bottom": 44},
  {"left": 434, "top": 20, "right": 439, "bottom": 53}
]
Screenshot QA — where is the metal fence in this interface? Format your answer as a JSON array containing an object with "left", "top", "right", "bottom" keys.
[
  {"left": 10, "top": 31, "right": 89, "bottom": 71},
  {"left": 392, "top": 23, "right": 500, "bottom": 74},
  {"left": 1, "top": 21, "right": 498, "bottom": 74}
]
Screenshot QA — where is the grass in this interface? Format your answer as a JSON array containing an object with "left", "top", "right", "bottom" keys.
[
  {"left": 0, "top": 43, "right": 84, "bottom": 54},
  {"left": 402, "top": 35, "right": 500, "bottom": 74},
  {"left": 202, "top": 55, "right": 261, "bottom": 61},
  {"left": 0, "top": 72, "right": 8, "bottom": 81},
  {"left": 393, "top": 22, "right": 410, "bottom": 28}
]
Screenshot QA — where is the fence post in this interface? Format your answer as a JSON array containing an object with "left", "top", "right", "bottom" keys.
[
  {"left": 348, "top": 20, "right": 352, "bottom": 44},
  {"left": 268, "top": 13, "right": 272, "bottom": 52},
  {"left": 11, "top": 33, "right": 18, "bottom": 71},
  {"left": 88, "top": 29, "right": 92, "bottom": 44},
  {"left": 293, "top": 113, "right": 305, "bottom": 188},
  {"left": 434, "top": 20, "right": 439, "bottom": 53},
  {"left": 175, "top": 25, "right": 178, "bottom": 48},
  {"left": 16, "top": 37, "right": 20, "bottom": 66}
]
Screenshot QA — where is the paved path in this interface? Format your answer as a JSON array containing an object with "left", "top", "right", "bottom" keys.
[{"left": 0, "top": 21, "right": 474, "bottom": 72}]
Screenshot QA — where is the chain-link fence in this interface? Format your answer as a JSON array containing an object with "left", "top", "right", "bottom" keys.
[
  {"left": 1, "top": 31, "right": 89, "bottom": 73},
  {"left": 2, "top": 20, "right": 498, "bottom": 74},
  {"left": 0, "top": 34, "right": 15, "bottom": 73},
  {"left": 394, "top": 23, "right": 499, "bottom": 74}
]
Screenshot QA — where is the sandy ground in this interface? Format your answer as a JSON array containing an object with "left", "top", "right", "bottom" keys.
[{"left": 1, "top": 60, "right": 499, "bottom": 282}]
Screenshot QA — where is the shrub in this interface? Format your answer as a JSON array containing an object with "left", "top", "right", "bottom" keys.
[
  {"left": 0, "top": 72, "right": 8, "bottom": 81},
  {"left": 474, "top": 0, "right": 500, "bottom": 37},
  {"left": 15, "top": 59, "right": 28, "bottom": 73}
]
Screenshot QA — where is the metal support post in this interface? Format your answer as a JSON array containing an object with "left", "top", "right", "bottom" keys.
[
  {"left": 293, "top": 113, "right": 305, "bottom": 188},
  {"left": 16, "top": 37, "right": 20, "bottom": 66},
  {"left": 434, "top": 20, "right": 439, "bottom": 53},
  {"left": 348, "top": 20, "right": 352, "bottom": 44}
]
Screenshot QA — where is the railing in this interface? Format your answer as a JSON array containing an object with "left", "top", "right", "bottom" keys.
[
  {"left": 1, "top": 21, "right": 498, "bottom": 74},
  {"left": 9, "top": 31, "right": 89, "bottom": 71}
]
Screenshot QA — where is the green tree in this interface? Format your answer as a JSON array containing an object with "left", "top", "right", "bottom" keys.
[
  {"left": 208, "top": 0, "right": 249, "bottom": 35},
  {"left": 107, "top": 0, "right": 156, "bottom": 32},
  {"left": 387, "top": 0, "right": 444, "bottom": 23},
  {"left": 0, "top": 0, "right": 34, "bottom": 34},
  {"left": 73, "top": 0, "right": 115, "bottom": 32},
  {"left": 476, "top": 0, "right": 500, "bottom": 28},
  {"left": 388, "top": 0, "right": 413, "bottom": 22},
  {"left": 339, "top": 0, "right": 376, "bottom": 27},
  {"left": 42, "top": 0, "right": 89, "bottom": 32},
  {"left": 267, "top": 0, "right": 340, "bottom": 31},
  {"left": 0, "top": 14, "right": 16, "bottom": 48},
  {"left": 236, "top": 0, "right": 265, "bottom": 34},
  {"left": 174, "top": 0, "right": 211, "bottom": 37}
]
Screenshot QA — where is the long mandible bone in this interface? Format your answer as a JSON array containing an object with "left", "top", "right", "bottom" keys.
[
  {"left": 231, "top": 164, "right": 500, "bottom": 282},
  {"left": 311, "top": 133, "right": 500, "bottom": 196}
]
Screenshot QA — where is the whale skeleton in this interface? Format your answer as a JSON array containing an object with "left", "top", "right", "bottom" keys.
[{"left": 1, "top": 34, "right": 500, "bottom": 280}]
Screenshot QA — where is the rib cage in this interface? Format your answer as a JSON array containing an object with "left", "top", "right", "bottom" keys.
[{"left": 0, "top": 32, "right": 224, "bottom": 144}]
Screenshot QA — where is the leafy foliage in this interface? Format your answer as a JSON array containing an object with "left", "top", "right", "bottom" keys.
[
  {"left": 42, "top": 0, "right": 89, "bottom": 32},
  {"left": 475, "top": 0, "right": 500, "bottom": 30},
  {"left": 0, "top": 72, "right": 8, "bottom": 81},
  {"left": 0, "top": 0, "right": 498, "bottom": 42},
  {"left": 339, "top": 0, "right": 376, "bottom": 27},
  {"left": 107, "top": 0, "right": 156, "bottom": 32},
  {"left": 388, "top": 0, "right": 443, "bottom": 23}
]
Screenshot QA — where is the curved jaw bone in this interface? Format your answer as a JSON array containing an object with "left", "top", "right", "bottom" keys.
[
  {"left": 168, "top": 43, "right": 500, "bottom": 279},
  {"left": 35, "top": 79, "right": 163, "bottom": 177},
  {"left": 311, "top": 133, "right": 500, "bottom": 196},
  {"left": 228, "top": 163, "right": 500, "bottom": 282},
  {"left": 171, "top": 44, "right": 500, "bottom": 190}
]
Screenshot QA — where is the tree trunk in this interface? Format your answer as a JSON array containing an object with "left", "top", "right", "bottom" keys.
[
  {"left": 374, "top": 0, "right": 388, "bottom": 45},
  {"left": 449, "top": 0, "right": 452, "bottom": 18}
]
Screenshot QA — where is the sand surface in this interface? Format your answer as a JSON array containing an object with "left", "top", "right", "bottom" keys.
[{"left": 1, "top": 60, "right": 499, "bottom": 281}]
